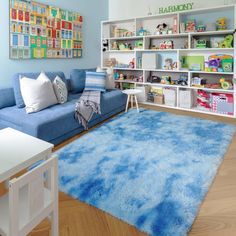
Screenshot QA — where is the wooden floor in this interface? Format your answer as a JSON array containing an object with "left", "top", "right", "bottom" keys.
[{"left": 1, "top": 105, "right": 236, "bottom": 236}]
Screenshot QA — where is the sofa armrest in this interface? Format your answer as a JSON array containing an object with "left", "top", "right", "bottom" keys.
[{"left": 0, "top": 87, "right": 16, "bottom": 109}]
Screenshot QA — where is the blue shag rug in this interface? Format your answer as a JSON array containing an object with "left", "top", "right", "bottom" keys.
[{"left": 57, "top": 109, "right": 235, "bottom": 236}]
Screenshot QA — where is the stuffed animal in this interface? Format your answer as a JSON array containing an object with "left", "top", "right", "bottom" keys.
[
  {"left": 219, "top": 35, "right": 233, "bottom": 48},
  {"left": 156, "top": 23, "right": 168, "bottom": 34}
]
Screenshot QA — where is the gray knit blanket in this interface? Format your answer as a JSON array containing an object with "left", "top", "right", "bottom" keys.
[{"left": 75, "top": 91, "right": 101, "bottom": 130}]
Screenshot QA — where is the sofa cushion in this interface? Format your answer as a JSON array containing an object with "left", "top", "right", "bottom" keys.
[
  {"left": 96, "top": 67, "right": 115, "bottom": 90},
  {"left": 70, "top": 68, "right": 96, "bottom": 94},
  {"left": 20, "top": 75, "right": 58, "bottom": 113},
  {"left": 12, "top": 71, "right": 66, "bottom": 108},
  {"left": 0, "top": 87, "right": 15, "bottom": 109},
  {"left": 84, "top": 71, "right": 106, "bottom": 92},
  {"left": 53, "top": 76, "right": 68, "bottom": 104},
  {"left": 0, "top": 90, "right": 126, "bottom": 142}
]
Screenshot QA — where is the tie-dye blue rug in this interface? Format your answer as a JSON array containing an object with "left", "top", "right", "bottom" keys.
[{"left": 57, "top": 109, "right": 235, "bottom": 236}]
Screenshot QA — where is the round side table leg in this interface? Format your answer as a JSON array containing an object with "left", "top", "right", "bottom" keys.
[
  {"left": 134, "top": 95, "right": 139, "bottom": 113},
  {"left": 131, "top": 95, "right": 134, "bottom": 108},
  {"left": 125, "top": 95, "right": 130, "bottom": 112}
]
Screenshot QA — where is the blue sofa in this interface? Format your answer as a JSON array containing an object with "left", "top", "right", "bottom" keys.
[{"left": 0, "top": 70, "right": 126, "bottom": 145}]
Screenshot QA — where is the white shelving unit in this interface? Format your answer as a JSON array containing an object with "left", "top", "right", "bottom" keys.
[{"left": 101, "top": 4, "right": 236, "bottom": 118}]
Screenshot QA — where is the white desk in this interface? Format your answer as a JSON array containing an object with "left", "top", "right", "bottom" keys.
[{"left": 0, "top": 128, "right": 53, "bottom": 183}]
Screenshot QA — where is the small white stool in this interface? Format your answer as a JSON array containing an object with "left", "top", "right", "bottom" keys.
[{"left": 122, "top": 89, "right": 142, "bottom": 112}]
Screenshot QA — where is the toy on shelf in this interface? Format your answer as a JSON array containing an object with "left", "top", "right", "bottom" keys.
[
  {"left": 192, "top": 77, "right": 207, "bottom": 87},
  {"left": 219, "top": 78, "right": 233, "bottom": 90},
  {"left": 113, "top": 27, "right": 134, "bottom": 38},
  {"left": 196, "top": 25, "right": 206, "bottom": 32},
  {"left": 161, "top": 76, "right": 172, "bottom": 84},
  {"left": 103, "top": 39, "right": 109, "bottom": 52},
  {"left": 116, "top": 63, "right": 129, "bottom": 68},
  {"left": 173, "top": 16, "right": 178, "bottom": 34},
  {"left": 197, "top": 90, "right": 211, "bottom": 109},
  {"left": 119, "top": 74, "right": 126, "bottom": 80},
  {"left": 164, "top": 58, "right": 173, "bottom": 70},
  {"left": 219, "top": 35, "right": 233, "bottom": 48},
  {"left": 216, "top": 18, "right": 227, "bottom": 31},
  {"left": 160, "top": 40, "right": 174, "bottom": 49},
  {"left": 156, "top": 23, "right": 168, "bottom": 35},
  {"left": 104, "top": 58, "right": 117, "bottom": 67},
  {"left": 177, "top": 75, "right": 188, "bottom": 86},
  {"left": 185, "top": 20, "right": 196, "bottom": 32},
  {"left": 138, "top": 26, "right": 149, "bottom": 36},
  {"left": 222, "top": 58, "right": 233, "bottom": 72},
  {"left": 135, "top": 40, "right": 143, "bottom": 49},
  {"left": 133, "top": 76, "right": 143, "bottom": 82},
  {"left": 114, "top": 73, "right": 119, "bottom": 80},
  {"left": 118, "top": 43, "right": 132, "bottom": 50},
  {"left": 111, "top": 41, "right": 119, "bottom": 50},
  {"left": 181, "top": 55, "right": 205, "bottom": 71},
  {"left": 147, "top": 76, "right": 161, "bottom": 83},
  {"left": 195, "top": 39, "right": 210, "bottom": 48},
  {"left": 205, "top": 54, "right": 233, "bottom": 72},
  {"left": 129, "top": 58, "right": 135, "bottom": 69}
]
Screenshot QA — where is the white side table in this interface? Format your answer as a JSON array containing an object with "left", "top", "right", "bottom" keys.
[{"left": 122, "top": 89, "right": 142, "bottom": 112}]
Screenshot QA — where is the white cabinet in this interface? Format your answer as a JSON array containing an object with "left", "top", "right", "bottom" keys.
[{"left": 101, "top": 4, "right": 236, "bottom": 118}]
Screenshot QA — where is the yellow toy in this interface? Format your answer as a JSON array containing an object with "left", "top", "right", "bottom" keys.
[
  {"left": 216, "top": 18, "right": 227, "bottom": 31},
  {"left": 220, "top": 78, "right": 232, "bottom": 90}
]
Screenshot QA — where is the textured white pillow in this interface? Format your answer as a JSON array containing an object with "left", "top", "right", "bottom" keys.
[
  {"left": 20, "top": 74, "right": 58, "bottom": 114},
  {"left": 96, "top": 67, "right": 115, "bottom": 90},
  {"left": 53, "top": 76, "right": 68, "bottom": 104}
]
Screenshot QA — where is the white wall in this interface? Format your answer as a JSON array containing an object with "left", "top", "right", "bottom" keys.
[{"left": 109, "top": 0, "right": 236, "bottom": 19}]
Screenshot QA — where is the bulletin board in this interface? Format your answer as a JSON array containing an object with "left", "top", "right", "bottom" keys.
[{"left": 9, "top": 0, "right": 83, "bottom": 59}]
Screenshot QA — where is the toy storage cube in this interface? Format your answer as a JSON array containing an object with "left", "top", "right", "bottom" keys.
[
  {"left": 142, "top": 53, "right": 157, "bottom": 69},
  {"left": 136, "top": 86, "right": 149, "bottom": 102},
  {"left": 179, "top": 89, "right": 193, "bottom": 109},
  {"left": 154, "top": 94, "right": 164, "bottom": 104},
  {"left": 147, "top": 92, "right": 155, "bottom": 103},
  {"left": 212, "top": 93, "right": 234, "bottom": 115},
  {"left": 163, "top": 88, "right": 176, "bottom": 107}
]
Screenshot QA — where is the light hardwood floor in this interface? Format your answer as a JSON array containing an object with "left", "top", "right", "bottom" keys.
[{"left": 1, "top": 105, "right": 236, "bottom": 236}]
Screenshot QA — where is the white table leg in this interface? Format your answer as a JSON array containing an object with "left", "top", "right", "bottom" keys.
[
  {"left": 125, "top": 95, "right": 130, "bottom": 112},
  {"left": 131, "top": 95, "right": 134, "bottom": 108},
  {"left": 134, "top": 95, "right": 139, "bottom": 113}
]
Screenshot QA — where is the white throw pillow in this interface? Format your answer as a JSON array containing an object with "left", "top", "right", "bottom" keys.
[
  {"left": 53, "top": 76, "right": 68, "bottom": 104},
  {"left": 96, "top": 67, "right": 115, "bottom": 90},
  {"left": 106, "top": 67, "right": 115, "bottom": 90},
  {"left": 20, "top": 74, "right": 58, "bottom": 114},
  {"left": 38, "top": 71, "right": 51, "bottom": 82}
]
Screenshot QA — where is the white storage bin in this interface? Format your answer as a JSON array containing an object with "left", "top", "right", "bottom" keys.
[
  {"left": 179, "top": 89, "right": 193, "bottom": 109},
  {"left": 142, "top": 53, "right": 158, "bottom": 69},
  {"left": 136, "top": 86, "right": 150, "bottom": 102},
  {"left": 163, "top": 88, "right": 176, "bottom": 107}
]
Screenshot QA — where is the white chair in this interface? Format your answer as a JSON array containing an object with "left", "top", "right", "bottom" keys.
[{"left": 0, "top": 156, "right": 58, "bottom": 236}]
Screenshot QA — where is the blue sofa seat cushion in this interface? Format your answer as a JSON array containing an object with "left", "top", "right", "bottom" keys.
[
  {"left": 12, "top": 71, "right": 67, "bottom": 108},
  {"left": 0, "top": 87, "right": 15, "bottom": 109},
  {"left": 0, "top": 90, "right": 126, "bottom": 142},
  {"left": 70, "top": 68, "right": 96, "bottom": 94}
]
